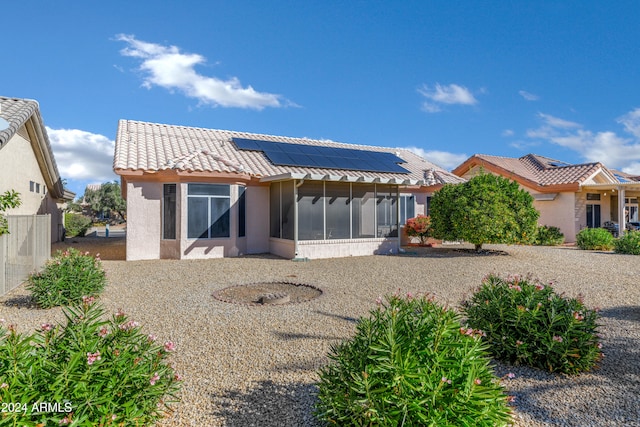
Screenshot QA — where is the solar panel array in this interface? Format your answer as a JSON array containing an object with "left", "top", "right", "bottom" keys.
[
  {"left": 232, "top": 137, "right": 409, "bottom": 174},
  {"left": 614, "top": 173, "right": 631, "bottom": 183}
]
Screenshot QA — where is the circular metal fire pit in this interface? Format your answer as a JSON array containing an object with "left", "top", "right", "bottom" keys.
[{"left": 212, "top": 282, "right": 322, "bottom": 306}]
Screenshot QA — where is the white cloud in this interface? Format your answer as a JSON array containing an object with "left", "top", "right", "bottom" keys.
[
  {"left": 116, "top": 34, "right": 288, "bottom": 110},
  {"left": 502, "top": 129, "right": 515, "bottom": 137},
  {"left": 519, "top": 90, "right": 540, "bottom": 101},
  {"left": 525, "top": 110, "right": 640, "bottom": 170},
  {"left": 418, "top": 83, "right": 477, "bottom": 113},
  {"left": 617, "top": 108, "right": 640, "bottom": 138},
  {"left": 46, "top": 127, "right": 118, "bottom": 184},
  {"left": 405, "top": 146, "right": 468, "bottom": 170}
]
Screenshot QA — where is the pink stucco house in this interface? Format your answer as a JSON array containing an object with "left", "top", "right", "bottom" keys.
[
  {"left": 114, "top": 120, "right": 463, "bottom": 260},
  {"left": 453, "top": 154, "right": 640, "bottom": 243}
]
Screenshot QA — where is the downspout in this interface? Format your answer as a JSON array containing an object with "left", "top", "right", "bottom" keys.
[
  {"left": 293, "top": 179, "right": 304, "bottom": 259},
  {"left": 618, "top": 185, "right": 626, "bottom": 234}
]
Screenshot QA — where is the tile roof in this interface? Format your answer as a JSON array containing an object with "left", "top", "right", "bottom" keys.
[
  {"left": 115, "top": 120, "right": 465, "bottom": 185},
  {"left": 467, "top": 153, "right": 607, "bottom": 187},
  {"left": 0, "top": 97, "right": 39, "bottom": 149}
]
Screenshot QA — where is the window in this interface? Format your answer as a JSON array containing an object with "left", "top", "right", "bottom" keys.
[
  {"left": 586, "top": 204, "right": 601, "bottom": 228},
  {"left": 352, "top": 184, "right": 375, "bottom": 238},
  {"left": 376, "top": 185, "right": 398, "bottom": 237},
  {"left": 162, "top": 184, "right": 176, "bottom": 239},
  {"left": 298, "top": 182, "right": 325, "bottom": 240},
  {"left": 35, "top": 183, "right": 40, "bottom": 193},
  {"left": 399, "top": 195, "right": 415, "bottom": 225},
  {"left": 270, "top": 183, "right": 281, "bottom": 238},
  {"left": 325, "top": 182, "right": 350, "bottom": 239},
  {"left": 586, "top": 193, "right": 601, "bottom": 201},
  {"left": 29, "top": 181, "right": 35, "bottom": 192},
  {"left": 187, "top": 184, "right": 230, "bottom": 238},
  {"left": 238, "top": 186, "right": 246, "bottom": 237}
]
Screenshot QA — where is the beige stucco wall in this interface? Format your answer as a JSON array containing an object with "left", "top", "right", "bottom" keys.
[
  {"left": 297, "top": 238, "right": 398, "bottom": 259},
  {"left": 0, "top": 129, "right": 64, "bottom": 242},
  {"left": 534, "top": 192, "right": 577, "bottom": 242},
  {"left": 246, "top": 186, "right": 269, "bottom": 254},
  {"left": 126, "top": 181, "right": 162, "bottom": 260}
]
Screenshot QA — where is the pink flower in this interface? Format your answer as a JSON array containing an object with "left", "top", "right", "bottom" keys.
[
  {"left": 406, "top": 292, "right": 414, "bottom": 299},
  {"left": 506, "top": 373, "right": 516, "bottom": 379},
  {"left": 115, "top": 308, "right": 126, "bottom": 317},
  {"left": 174, "top": 374, "right": 183, "bottom": 381},
  {"left": 597, "top": 342, "right": 603, "bottom": 349},
  {"left": 553, "top": 335, "right": 563, "bottom": 343},
  {"left": 441, "top": 377, "right": 452, "bottom": 384},
  {"left": 98, "top": 326, "right": 109, "bottom": 338},
  {"left": 148, "top": 334, "right": 157, "bottom": 342},
  {"left": 82, "top": 295, "right": 95, "bottom": 305},
  {"left": 41, "top": 323, "right": 54, "bottom": 332},
  {"left": 535, "top": 283, "right": 545, "bottom": 291},
  {"left": 573, "top": 311, "right": 584, "bottom": 321},
  {"left": 150, "top": 372, "right": 160, "bottom": 386},
  {"left": 506, "top": 395, "right": 516, "bottom": 403},
  {"left": 118, "top": 320, "right": 140, "bottom": 331},
  {"left": 164, "top": 341, "right": 176, "bottom": 352},
  {"left": 0, "top": 383, "right": 8, "bottom": 389},
  {"left": 375, "top": 296, "right": 383, "bottom": 305},
  {"left": 87, "top": 351, "right": 101, "bottom": 365},
  {"left": 474, "top": 378, "right": 482, "bottom": 385},
  {"left": 516, "top": 340, "right": 523, "bottom": 346},
  {"left": 59, "top": 416, "right": 71, "bottom": 425}
]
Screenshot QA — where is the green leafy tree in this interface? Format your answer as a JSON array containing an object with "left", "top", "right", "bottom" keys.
[
  {"left": 0, "top": 190, "right": 21, "bottom": 235},
  {"left": 430, "top": 173, "right": 539, "bottom": 251},
  {"left": 84, "top": 181, "right": 126, "bottom": 221}
]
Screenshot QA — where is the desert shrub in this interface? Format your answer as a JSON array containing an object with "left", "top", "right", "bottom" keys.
[
  {"left": 27, "top": 248, "right": 106, "bottom": 308},
  {"left": 614, "top": 230, "right": 640, "bottom": 255},
  {"left": 65, "top": 213, "right": 93, "bottom": 237},
  {"left": 463, "top": 274, "right": 602, "bottom": 374},
  {"left": 405, "top": 215, "right": 432, "bottom": 245},
  {"left": 533, "top": 225, "right": 565, "bottom": 246},
  {"left": 576, "top": 227, "right": 615, "bottom": 251},
  {"left": 0, "top": 298, "right": 181, "bottom": 426},
  {"left": 315, "top": 294, "right": 512, "bottom": 426}
]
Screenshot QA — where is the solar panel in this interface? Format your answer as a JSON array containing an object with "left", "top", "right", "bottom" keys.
[
  {"left": 614, "top": 173, "right": 630, "bottom": 183},
  {"left": 231, "top": 137, "right": 409, "bottom": 174}
]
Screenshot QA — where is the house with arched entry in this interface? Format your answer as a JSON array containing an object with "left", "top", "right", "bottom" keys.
[{"left": 452, "top": 153, "right": 640, "bottom": 243}]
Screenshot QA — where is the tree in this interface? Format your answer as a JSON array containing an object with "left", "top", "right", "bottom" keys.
[
  {"left": 430, "top": 173, "right": 539, "bottom": 251},
  {"left": 83, "top": 181, "right": 126, "bottom": 221},
  {"left": 0, "top": 190, "right": 21, "bottom": 235}
]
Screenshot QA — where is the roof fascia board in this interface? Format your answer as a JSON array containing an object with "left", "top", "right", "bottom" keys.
[{"left": 24, "top": 112, "right": 64, "bottom": 199}]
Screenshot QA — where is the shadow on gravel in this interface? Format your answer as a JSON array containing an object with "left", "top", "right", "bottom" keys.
[
  {"left": 211, "top": 380, "right": 321, "bottom": 427},
  {"left": 2, "top": 294, "right": 36, "bottom": 309},
  {"left": 272, "top": 331, "right": 345, "bottom": 341},
  {"left": 313, "top": 310, "right": 358, "bottom": 323},
  {"left": 397, "top": 247, "right": 510, "bottom": 258},
  {"left": 492, "top": 312, "right": 640, "bottom": 426}
]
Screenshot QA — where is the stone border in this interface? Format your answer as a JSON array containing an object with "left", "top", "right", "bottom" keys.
[{"left": 212, "top": 282, "right": 323, "bottom": 306}]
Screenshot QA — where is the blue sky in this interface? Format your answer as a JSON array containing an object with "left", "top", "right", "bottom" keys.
[{"left": 3, "top": 1, "right": 640, "bottom": 197}]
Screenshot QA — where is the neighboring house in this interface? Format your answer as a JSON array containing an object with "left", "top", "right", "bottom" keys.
[
  {"left": 0, "top": 96, "right": 75, "bottom": 242},
  {"left": 114, "top": 120, "right": 463, "bottom": 260},
  {"left": 452, "top": 154, "right": 640, "bottom": 243}
]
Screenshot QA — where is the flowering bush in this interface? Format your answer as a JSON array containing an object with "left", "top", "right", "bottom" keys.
[
  {"left": 0, "top": 298, "right": 181, "bottom": 425},
  {"left": 27, "top": 248, "right": 106, "bottom": 308},
  {"left": 463, "top": 274, "right": 602, "bottom": 374},
  {"left": 405, "top": 215, "right": 433, "bottom": 245},
  {"left": 576, "top": 227, "right": 615, "bottom": 251},
  {"left": 315, "top": 293, "right": 512, "bottom": 426},
  {"left": 614, "top": 230, "right": 640, "bottom": 255}
]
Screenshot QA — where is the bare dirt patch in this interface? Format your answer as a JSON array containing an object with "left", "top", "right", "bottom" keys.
[{"left": 212, "top": 282, "right": 323, "bottom": 306}]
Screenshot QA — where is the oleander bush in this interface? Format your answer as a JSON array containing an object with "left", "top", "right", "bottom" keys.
[
  {"left": 64, "top": 213, "right": 93, "bottom": 237},
  {"left": 0, "top": 298, "right": 181, "bottom": 426},
  {"left": 533, "top": 225, "right": 565, "bottom": 246},
  {"left": 315, "top": 294, "right": 512, "bottom": 426},
  {"left": 27, "top": 248, "right": 106, "bottom": 308},
  {"left": 576, "top": 227, "right": 615, "bottom": 251},
  {"left": 463, "top": 274, "right": 602, "bottom": 374},
  {"left": 614, "top": 230, "right": 640, "bottom": 255}
]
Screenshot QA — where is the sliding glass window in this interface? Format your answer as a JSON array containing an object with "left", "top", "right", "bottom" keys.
[{"left": 187, "top": 184, "right": 230, "bottom": 239}]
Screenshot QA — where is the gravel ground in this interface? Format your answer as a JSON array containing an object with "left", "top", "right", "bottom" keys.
[{"left": 1, "top": 239, "right": 639, "bottom": 426}]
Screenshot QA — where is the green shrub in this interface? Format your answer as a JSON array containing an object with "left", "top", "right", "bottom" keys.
[
  {"left": 0, "top": 298, "right": 181, "bottom": 425},
  {"left": 533, "top": 225, "right": 565, "bottom": 246},
  {"left": 27, "top": 248, "right": 106, "bottom": 308},
  {"left": 614, "top": 230, "right": 640, "bottom": 255},
  {"left": 463, "top": 274, "right": 602, "bottom": 374},
  {"left": 576, "top": 227, "right": 615, "bottom": 250},
  {"left": 65, "top": 213, "right": 93, "bottom": 237},
  {"left": 315, "top": 294, "right": 512, "bottom": 426}
]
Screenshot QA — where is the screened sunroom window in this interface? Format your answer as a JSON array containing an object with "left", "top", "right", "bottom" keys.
[
  {"left": 162, "top": 184, "right": 177, "bottom": 239},
  {"left": 187, "top": 184, "right": 230, "bottom": 238}
]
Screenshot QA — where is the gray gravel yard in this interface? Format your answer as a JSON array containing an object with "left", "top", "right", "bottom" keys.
[{"left": 1, "top": 242, "right": 639, "bottom": 426}]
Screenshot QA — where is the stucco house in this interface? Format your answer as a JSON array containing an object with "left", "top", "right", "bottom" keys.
[
  {"left": 114, "top": 120, "right": 463, "bottom": 260},
  {"left": 452, "top": 153, "right": 640, "bottom": 243},
  {"left": 0, "top": 96, "right": 74, "bottom": 242}
]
